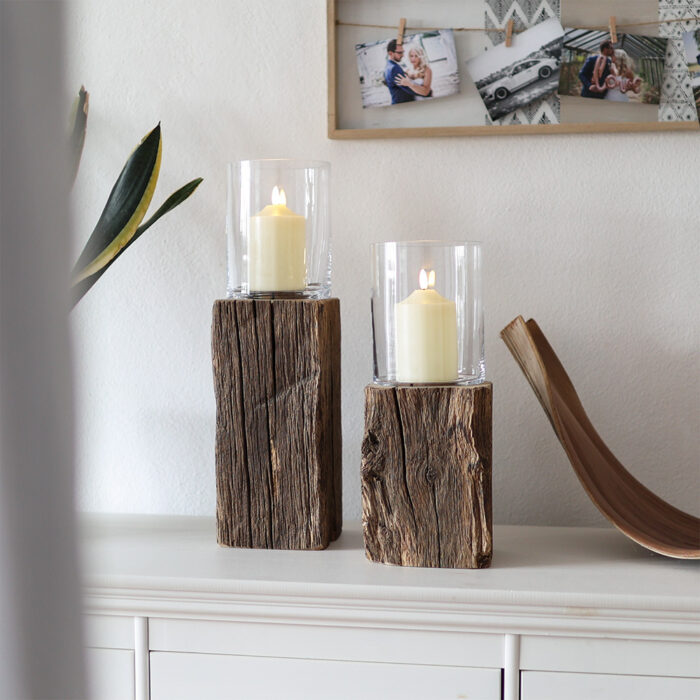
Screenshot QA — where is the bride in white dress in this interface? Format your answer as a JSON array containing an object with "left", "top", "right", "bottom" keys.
[
  {"left": 394, "top": 46, "right": 433, "bottom": 100},
  {"left": 605, "top": 50, "right": 641, "bottom": 102}
]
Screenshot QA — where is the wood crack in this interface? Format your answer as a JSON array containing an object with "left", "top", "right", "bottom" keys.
[
  {"left": 266, "top": 302, "right": 277, "bottom": 546},
  {"left": 393, "top": 389, "right": 417, "bottom": 531},
  {"left": 233, "top": 303, "right": 253, "bottom": 547},
  {"left": 252, "top": 301, "right": 273, "bottom": 548}
]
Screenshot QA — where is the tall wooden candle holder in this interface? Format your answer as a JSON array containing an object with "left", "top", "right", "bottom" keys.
[
  {"left": 361, "top": 383, "right": 492, "bottom": 569},
  {"left": 212, "top": 298, "right": 342, "bottom": 550}
]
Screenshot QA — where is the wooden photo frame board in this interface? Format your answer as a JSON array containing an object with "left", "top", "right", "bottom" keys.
[{"left": 327, "top": 0, "right": 700, "bottom": 138}]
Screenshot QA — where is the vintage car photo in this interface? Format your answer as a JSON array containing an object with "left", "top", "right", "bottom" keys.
[
  {"left": 467, "top": 17, "right": 564, "bottom": 121},
  {"left": 482, "top": 56, "right": 559, "bottom": 102}
]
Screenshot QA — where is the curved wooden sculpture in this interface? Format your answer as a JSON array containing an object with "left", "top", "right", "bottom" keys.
[{"left": 501, "top": 316, "right": 700, "bottom": 559}]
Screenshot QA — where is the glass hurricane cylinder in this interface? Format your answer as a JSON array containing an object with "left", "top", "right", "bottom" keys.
[
  {"left": 371, "top": 241, "right": 485, "bottom": 385},
  {"left": 226, "top": 159, "right": 331, "bottom": 298}
]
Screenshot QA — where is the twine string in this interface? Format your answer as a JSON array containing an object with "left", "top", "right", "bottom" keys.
[{"left": 337, "top": 16, "right": 700, "bottom": 34}]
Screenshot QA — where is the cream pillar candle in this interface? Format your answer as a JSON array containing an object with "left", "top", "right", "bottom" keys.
[
  {"left": 249, "top": 186, "right": 306, "bottom": 291},
  {"left": 396, "top": 269, "right": 458, "bottom": 383}
]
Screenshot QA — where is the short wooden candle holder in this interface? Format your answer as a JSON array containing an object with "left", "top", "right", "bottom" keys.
[
  {"left": 212, "top": 298, "right": 342, "bottom": 550},
  {"left": 361, "top": 383, "right": 493, "bottom": 569}
]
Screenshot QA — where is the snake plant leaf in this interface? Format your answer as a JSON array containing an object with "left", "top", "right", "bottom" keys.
[
  {"left": 131, "top": 177, "right": 203, "bottom": 239},
  {"left": 69, "top": 86, "right": 89, "bottom": 186},
  {"left": 72, "top": 124, "right": 162, "bottom": 285},
  {"left": 70, "top": 177, "right": 203, "bottom": 307}
]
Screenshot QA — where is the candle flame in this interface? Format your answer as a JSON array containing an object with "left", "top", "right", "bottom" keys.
[
  {"left": 271, "top": 186, "right": 286, "bottom": 206},
  {"left": 419, "top": 269, "right": 436, "bottom": 290}
]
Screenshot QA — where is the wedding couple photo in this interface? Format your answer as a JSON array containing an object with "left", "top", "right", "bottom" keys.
[
  {"left": 683, "top": 29, "right": 700, "bottom": 121},
  {"left": 354, "top": 29, "right": 459, "bottom": 109},
  {"left": 559, "top": 29, "right": 667, "bottom": 105}
]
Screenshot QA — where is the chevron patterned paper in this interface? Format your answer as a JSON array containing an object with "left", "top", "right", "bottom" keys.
[{"left": 658, "top": 0, "right": 700, "bottom": 121}]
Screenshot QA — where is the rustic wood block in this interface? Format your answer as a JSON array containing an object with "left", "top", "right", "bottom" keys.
[
  {"left": 212, "top": 298, "right": 342, "bottom": 550},
  {"left": 361, "top": 383, "right": 492, "bottom": 569}
]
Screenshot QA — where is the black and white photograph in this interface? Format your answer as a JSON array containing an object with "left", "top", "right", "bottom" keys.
[
  {"left": 558, "top": 29, "right": 667, "bottom": 105},
  {"left": 466, "top": 18, "right": 564, "bottom": 122},
  {"left": 683, "top": 30, "right": 700, "bottom": 122},
  {"left": 354, "top": 29, "right": 459, "bottom": 109}
]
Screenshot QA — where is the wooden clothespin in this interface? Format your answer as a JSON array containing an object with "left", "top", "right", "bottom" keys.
[
  {"left": 397, "top": 17, "right": 406, "bottom": 46},
  {"left": 505, "top": 19, "right": 514, "bottom": 47},
  {"left": 609, "top": 16, "right": 617, "bottom": 43}
]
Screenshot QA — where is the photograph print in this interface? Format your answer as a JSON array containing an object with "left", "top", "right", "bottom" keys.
[
  {"left": 466, "top": 18, "right": 564, "bottom": 122},
  {"left": 558, "top": 29, "right": 668, "bottom": 105},
  {"left": 354, "top": 29, "right": 459, "bottom": 108},
  {"left": 683, "top": 30, "right": 700, "bottom": 122}
]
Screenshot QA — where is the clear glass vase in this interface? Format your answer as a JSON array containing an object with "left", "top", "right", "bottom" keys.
[
  {"left": 371, "top": 241, "right": 485, "bottom": 385},
  {"left": 226, "top": 159, "right": 331, "bottom": 298}
]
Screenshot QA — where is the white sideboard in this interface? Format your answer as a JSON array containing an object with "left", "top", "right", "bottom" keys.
[{"left": 81, "top": 516, "right": 700, "bottom": 700}]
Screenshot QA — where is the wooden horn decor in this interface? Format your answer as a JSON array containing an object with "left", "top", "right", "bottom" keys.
[{"left": 501, "top": 316, "right": 700, "bottom": 559}]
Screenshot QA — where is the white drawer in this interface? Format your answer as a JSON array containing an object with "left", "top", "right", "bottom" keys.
[
  {"left": 86, "top": 647, "right": 134, "bottom": 700},
  {"left": 84, "top": 614, "right": 134, "bottom": 650},
  {"left": 150, "top": 617, "right": 503, "bottom": 668},
  {"left": 521, "top": 634, "right": 700, "bottom": 677},
  {"left": 521, "top": 671, "right": 700, "bottom": 700},
  {"left": 150, "top": 651, "right": 502, "bottom": 700}
]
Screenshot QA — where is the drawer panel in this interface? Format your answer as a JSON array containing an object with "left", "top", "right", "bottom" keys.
[
  {"left": 150, "top": 617, "right": 503, "bottom": 668},
  {"left": 86, "top": 647, "right": 134, "bottom": 700},
  {"left": 84, "top": 614, "right": 134, "bottom": 650},
  {"left": 522, "top": 671, "right": 700, "bottom": 700},
  {"left": 521, "top": 635, "right": 700, "bottom": 678},
  {"left": 150, "top": 651, "right": 502, "bottom": 700}
]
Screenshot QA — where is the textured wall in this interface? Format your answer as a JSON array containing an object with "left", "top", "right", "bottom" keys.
[{"left": 67, "top": 0, "right": 699, "bottom": 525}]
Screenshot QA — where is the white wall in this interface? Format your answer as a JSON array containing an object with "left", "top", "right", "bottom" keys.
[{"left": 67, "top": 0, "right": 699, "bottom": 526}]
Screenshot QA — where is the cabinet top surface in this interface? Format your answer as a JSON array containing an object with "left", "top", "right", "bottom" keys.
[{"left": 80, "top": 516, "right": 699, "bottom": 614}]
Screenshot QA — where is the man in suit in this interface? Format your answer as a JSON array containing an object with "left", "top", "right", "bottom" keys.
[
  {"left": 384, "top": 39, "right": 415, "bottom": 104},
  {"left": 578, "top": 39, "right": 616, "bottom": 98}
]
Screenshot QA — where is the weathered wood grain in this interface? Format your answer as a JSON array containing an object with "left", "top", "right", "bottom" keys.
[
  {"left": 212, "top": 298, "right": 342, "bottom": 550},
  {"left": 361, "top": 383, "right": 492, "bottom": 569}
]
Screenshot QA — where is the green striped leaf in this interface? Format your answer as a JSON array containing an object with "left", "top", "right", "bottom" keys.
[
  {"left": 70, "top": 178, "right": 203, "bottom": 307},
  {"left": 131, "top": 177, "right": 203, "bottom": 240},
  {"left": 69, "top": 86, "right": 89, "bottom": 187},
  {"left": 72, "top": 124, "right": 162, "bottom": 285}
]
